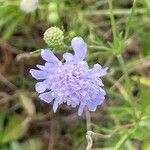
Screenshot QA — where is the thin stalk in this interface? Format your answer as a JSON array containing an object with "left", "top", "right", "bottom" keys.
[
  {"left": 85, "top": 8, "right": 145, "bottom": 16},
  {"left": 85, "top": 107, "right": 92, "bottom": 150},
  {"left": 89, "top": 45, "right": 111, "bottom": 51},
  {"left": 124, "top": 0, "right": 136, "bottom": 40},
  {"left": 117, "top": 54, "right": 137, "bottom": 120},
  {"left": 108, "top": 0, "right": 117, "bottom": 42},
  {"left": 108, "top": 0, "right": 133, "bottom": 107},
  {"left": 117, "top": 55, "right": 132, "bottom": 98},
  {"left": 108, "top": 0, "right": 120, "bottom": 54},
  {"left": 48, "top": 112, "right": 56, "bottom": 150},
  {"left": 114, "top": 126, "right": 137, "bottom": 150},
  {"left": 108, "top": 0, "right": 137, "bottom": 120},
  {"left": 85, "top": 107, "right": 92, "bottom": 131}
]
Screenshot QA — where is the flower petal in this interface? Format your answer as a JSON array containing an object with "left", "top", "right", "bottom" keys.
[
  {"left": 39, "top": 91, "right": 53, "bottom": 103},
  {"left": 87, "top": 93, "right": 105, "bottom": 111},
  {"left": 80, "top": 61, "right": 89, "bottom": 70},
  {"left": 78, "top": 103, "right": 85, "bottom": 116},
  {"left": 41, "top": 49, "right": 59, "bottom": 63},
  {"left": 30, "top": 69, "right": 48, "bottom": 79},
  {"left": 71, "top": 37, "right": 87, "bottom": 61},
  {"left": 63, "top": 53, "right": 74, "bottom": 62},
  {"left": 36, "top": 64, "right": 46, "bottom": 71},
  {"left": 53, "top": 99, "right": 59, "bottom": 112},
  {"left": 90, "top": 64, "right": 108, "bottom": 77},
  {"left": 35, "top": 81, "right": 47, "bottom": 93}
]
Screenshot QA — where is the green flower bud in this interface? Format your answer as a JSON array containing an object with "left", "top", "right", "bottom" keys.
[{"left": 43, "top": 27, "right": 64, "bottom": 49}]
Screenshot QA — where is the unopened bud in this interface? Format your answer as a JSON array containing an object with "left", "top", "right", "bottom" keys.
[{"left": 43, "top": 27, "right": 64, "bottom": 48}]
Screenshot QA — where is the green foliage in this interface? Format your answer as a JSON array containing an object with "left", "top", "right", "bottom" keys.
[
  {"left": 139, "top": 88, "right": 150, "bottom": 118},
  {"left": 142, "top": 140, "right": 150, "bottom": 150},
  {"left": 0, "top": 115, "right": 30, "bottom": 144},
  {"left": 21, "top": 138, "right": 44, "bottom": 150},
  {"left": 10, "top": 141, "right": 22, "bottom": 150},
  {"left": 18, "top": 92, "right": 36, "bottom": 116},
  {"left": 0, "top": 111, "right": 6, "bottom": 139}
]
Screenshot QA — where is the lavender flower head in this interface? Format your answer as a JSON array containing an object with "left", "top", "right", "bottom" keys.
[
  {"left": 30, "top": 37, "right": 108, "bottom": 115},
  {"left": 20, "top": 0, "right": 38, "bottom": 13}
]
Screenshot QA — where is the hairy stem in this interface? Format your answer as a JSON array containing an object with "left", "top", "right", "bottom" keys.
[
  {"left": 108, "top": 0, "right": 117, "bottom": 42},
  {"left": 124, "top": 0, "right": 136, "bottom": 40},
  {"left": 117, "top": 54, "right": 137, "bottom": 119},
  {"left": 85, "top": 107, "right": 92, "bottom": 150}
]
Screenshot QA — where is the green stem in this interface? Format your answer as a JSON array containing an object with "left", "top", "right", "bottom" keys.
[
  {"left": 117, "top": 55, "right": 132, "bottom": 97},
  {"left": 114, "top": 126, "right": 137, "bottom": 150},
  {"left": 117, "top": 54, "right": 137, "bottom": 120},
  {"left": 108, "top": 0, "right": 137, "bottom": 120},
  {"left": 89, "top": 45, "right": 111, "bottom": 51},
  {"left": 85, "top": 8, "right": 145, "bottom": 16},
  {"left": 108, "top": 0, "right": 117, "bottom": 42},
  {"left": 124, "top": 0, "right": 136, "bottom": 40},
  {"left": 108, "top": 0, "right": 135, "bottom": 110}
]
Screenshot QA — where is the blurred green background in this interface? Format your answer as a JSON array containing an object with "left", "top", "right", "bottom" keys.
[{"left": 0, "top": 0, "right": 150, "bottom": 150}]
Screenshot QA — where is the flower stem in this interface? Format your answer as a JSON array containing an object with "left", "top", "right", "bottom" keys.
[
  {"left": 108, "top": 0, "right": 117, "bottom": 42},
  {"left": 117, "top": 54, "right": 137, "bottom": 119},
  {"left": 114, "top": 125, "right": 137, "bottom": 150},
  {"left": 85, "top": 107, "right": 92, "bottom": 150},
  {"left": 124, "top": 0, "right": 136, "bottom": 40},
  {"left": 48, "top": 112, "right": 56, "bottom": 150},
  {"left": 85, "top": 107, "right": 92, "bottom": 131}
]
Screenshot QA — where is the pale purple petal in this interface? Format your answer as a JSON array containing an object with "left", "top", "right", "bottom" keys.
[
  {"left": 90, "top": 64, "right": 108, "bottom": 77},
  {"left": 63, "top": 53, "right": 74, "bottom": 62},
  {"left": 87, "top": 93, "right": 105, "bottom": 111},
  {"left": 96, "top": 79, "right": 104, "bottom": 86},
  {"left": 30, "top": 69, "right": 48, "bottom": 79},
  {"left": 36, "top": 64, "right": 46, "bottom": 71},
  {"left": 80, "top": 61, "right": 89, "bottom": 70},
  {"left": 37, "top": 63, "right": 58, "bottom": 74},
  {"left": 78, "top": 104, "right": 85, "bottom": 116},
  {"left": 45, "top": 63, "right": 58, "bottom": 74},
  {"left": 35, "top": 81, "right": 47, "bottom": 93},
  {"left": 99, "top": 87, "right": 106, "bottom": 95},
  {"left": 99, "top": 67, "right": 108, "bottom": 77},
  {"left": 39, "top": 91, "right": 53, "bottom": 103},
  {"left": 87, "top": 103, "right": 97, "bottom": 111},
  {"left": 53, "top": 100, "right": 59, "bottom": 112},
  {"left": 41, "top": 49, "right": 59, "bottom": 63},
  {"left": 71, "top": 37, "right": 87, "bottom": 61}
]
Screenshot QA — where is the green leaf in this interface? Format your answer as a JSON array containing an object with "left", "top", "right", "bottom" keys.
[
  {"left": 2, "top": 20, "right": 19, "bottom": 40},
  {"left": 131, "top": 126, "right": 150, "bottom": 141},
  {"left": 108, "top": 106, "right": 133, "bottom": 122},
  {"left": 0, "top": 111, "right": 6, "bottom": 138},
  {"left": 19, "top": 92, "right": 36, "bottom": 116},
  {"left": 114, "top": 127, "right": 137, "bottom": 150},
  {"left": 10, "top": 141, "right": 23, "bottom": 150},
  {"left": 21, "top": 138, "right": 44, "bottom": 150},
  {"left": 0, "top": 15, "right": 15, "bottom": 28},
  {"left": 125, "top": 140, "right": 136, "bottom": 150},
  {"left": 142, "top": 140, "right": 150, "bottom": 150},
  {"left": 131, "top": 76, "right": 150, "bottom": 87},
  {"left": 87, "top": 51, "right": 111, "bottom": 62},
  {"left": 140, "top": 88, "right": 150, "bottom": 117},
  {"left": 0, "top": 115, "right": 31, "bottom": 144}
]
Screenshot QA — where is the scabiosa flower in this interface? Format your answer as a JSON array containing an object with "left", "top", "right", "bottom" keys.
[
  {"left": 20, "top": 0, "right": 38, "bottom": 13},
  {"left": 30, "top": 37, "right": 108, "bottom": 115}
]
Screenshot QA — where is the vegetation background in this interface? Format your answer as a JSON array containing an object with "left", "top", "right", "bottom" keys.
[{"left": 0, "top": 0, "right": 150, "bottom": 149}]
